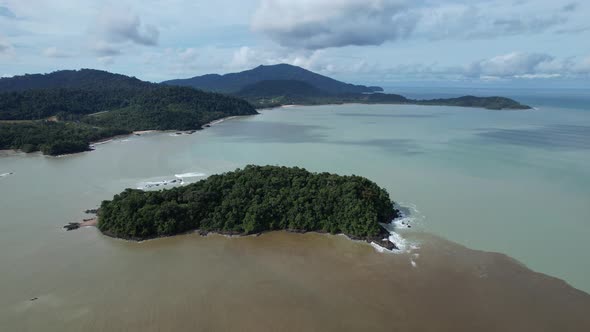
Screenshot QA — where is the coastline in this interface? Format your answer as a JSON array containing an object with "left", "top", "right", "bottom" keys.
[
  {"left": 89, "top": 114, "right": 256, "bottom": 148},
  {"left": 256, "top": 100, "right": 534, "bottom": 111},
  {"left": 0, "top": 113, "right": 257, "bottom": 157},
  {"left": 73, "top": 215, "right": 590, "bottom": 299},
  {"left": 75, "top": 211, "right": 402, "bottom": 251}
]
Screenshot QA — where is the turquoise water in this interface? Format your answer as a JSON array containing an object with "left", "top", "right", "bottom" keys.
[{"left": 0, "top": 92, "right": 589, "bottom": 294}]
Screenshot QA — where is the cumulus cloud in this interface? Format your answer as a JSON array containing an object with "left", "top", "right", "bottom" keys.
[
  {"left": 320, "top": 52, "right": 590, "bottom": 82},
  {"left": 97, "top": 12, "right": 159, "bottom": 46},
  {"left": 252, "top": 0, "right": 416, "bottom": 49},
  {"left": 42, "top": 46, "right": 71, "bottom": 58},
  {"left": 465, "top": 52, "right": 590, "bottom": 79},
  {"left": 142, "top": 47, "right": 208, "bottom": 77},
  {"left": 0, "top": 35, "right": 13, "bottom": 54},
  {"left": 252, "top": 0, "right": 578, "bottom": 50},
  {"left": 92, "top": 41, "right": 122, "bottom": 56},
  {"left": 227, "top": 46, "right": 332, "bottom": 73},
  {"left": 98, "top": 56, "right": 115, "bottom": 66},
  {"left": 562, "top": 2, "right": 579, "bottom": 12},
  {"left": 90, "top": 9, "right": 159, "bottom": 58},
  {"left": 0, "top": 5, "right": 16, "bottom": 19},
  {"left": 466, "top": 53, "right": 555, "bottom": 78}
]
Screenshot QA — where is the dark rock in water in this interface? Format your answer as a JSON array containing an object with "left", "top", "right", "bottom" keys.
[
  {"left": 198, "top": 230, "right": 209, "bottom": 236},
  {"left": 83, "top": 218, "right": 93, "bottom": 222},
  {"left": 204, "top": 124, "right": 211, "bottom": 128},
  {"left": 64, "top": 222, "right": 80, "bottom": 231},
  {"left": 376, "top": 239, "right": 398, "bottom": 251},
  {"left": 84, "top": 209, "right": 98, "bottom": 214},
  {"left": 30, "top": 297, "right": 38, "bottom": 301},
  {"left": 135, "top": 134, "right": 141, "bottom": 136}
]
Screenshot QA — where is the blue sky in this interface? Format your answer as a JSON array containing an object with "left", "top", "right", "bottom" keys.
[{"left": 1, "top": 0, "right": 589, "bottom": 88}]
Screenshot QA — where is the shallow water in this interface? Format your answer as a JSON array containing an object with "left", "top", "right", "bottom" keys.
[{"left": 1, "top": 92, "right": 589, "bottom": 329}]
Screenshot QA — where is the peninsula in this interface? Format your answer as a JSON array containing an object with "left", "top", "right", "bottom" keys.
[
  {"left": 164, "top": 64, "right": 532, "bottom": 110},
  {"left": 97, "top": 165, "right": 400, "bottom": 249},
  {"left": 0, "top": 69, "right": 257, "bottom": 155}
]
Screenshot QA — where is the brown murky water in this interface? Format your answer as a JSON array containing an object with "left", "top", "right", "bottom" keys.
[
  {"left": 1, "top": 103, "right": 590, "bottom": 331},
  {"left": 3, "top": 230, "right": 588, "bottom": 331}
]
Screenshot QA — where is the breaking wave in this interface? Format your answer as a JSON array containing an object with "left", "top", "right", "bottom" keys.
[
  {"left": 372, "top": 202, "right": 424, "bottom": 255},
  {"left": 174, "top": 172, "right": 206, "bottom": 179}
]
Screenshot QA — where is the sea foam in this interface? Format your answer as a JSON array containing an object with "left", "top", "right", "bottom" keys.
[
  {"left": 137, "top": 179, "right": 184, "bottom": 190},
  {"left": 372, "top": 202, "right": 424, "bottom": 254},
  {"left": 174, "top": 172, "right": 206, "bottom": 179}
]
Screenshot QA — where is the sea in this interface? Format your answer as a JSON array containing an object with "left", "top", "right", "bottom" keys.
[{"left": 0, "top": 87, "right": 589, "bottom": 331}]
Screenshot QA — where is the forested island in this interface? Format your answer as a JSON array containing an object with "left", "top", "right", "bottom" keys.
[
  {"left": 97, "top": 165, "right": 399, "bottom": 249},
  {"left": 0, "top": 70, "right": 257, "bottom": 155}
]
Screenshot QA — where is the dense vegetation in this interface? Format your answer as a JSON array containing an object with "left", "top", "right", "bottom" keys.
[
  {"left": 163, "top": 63, "right": 383, "bottom": 94},
  {"left": 418, "top": 96, "right": 530, "bottom": 110},
  {"left": 0, "top": 121, "right": 130, "bottom": 155},
  {"left": 234, "top": 80, "right": 531, "bottom": 110},
  {"left": 98, "top": 165, "right": 398, "bottom": 242},
  {"left": 0, "top": 69, "right": 150, "bottom": 92},
  {"left": 0, "top": 69, "right": 258, "bottom": 155}
]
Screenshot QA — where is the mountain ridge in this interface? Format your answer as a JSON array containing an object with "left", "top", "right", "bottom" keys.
[
  {"left": 0, "top": 69, "right": 151, "bottom": 92},
  {"left": 163, "top": 63, "right": 383, "bottom": 94}
]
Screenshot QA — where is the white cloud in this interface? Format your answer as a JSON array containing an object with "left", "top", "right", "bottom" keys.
[
  {"left": 97, "top": 10, "right": 159, "bottom": 46},
  {"left": 0, "top": 5, "right": 17, "bottom": 19},
  {"left": 252, "top": 0, "right": 579, "bottom": 50},
  {"left": 42, "top": 46, "right": 71, "bottom": 58},
  {"left": 466, "top": 52, "right": 555, "bottom": 78},
  {"left": 98, "top": 56, "right": 115, "bottom": 66},
  {"left": 0, "top": 35, "right": 13, "bottom": 54},
  {"left": 464, "top": 52, "right": 590, "bottom": 79},
  {"left": 89, "top": 8, "right": 159, "bottom": 58},
  {"left": 227, "top": 46, "right": 333, "bottom": 73},
  {"left": 92, "top": 41, "right": 122, "bottom": 56}
]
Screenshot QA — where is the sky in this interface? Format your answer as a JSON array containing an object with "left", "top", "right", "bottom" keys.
[{"left": 1, "top": 0, "right": 589, "bottom": 88}]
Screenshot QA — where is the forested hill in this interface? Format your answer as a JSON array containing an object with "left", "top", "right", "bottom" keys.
[
  {"left": 164, "top": 64, "right": 530, "bottom": 110},
  {"left": 163, "top": 64, "right": 384, "bottom": 94},
  {"left": 0, "top": 70, "right": 257, "bottom": 155},
  {"left": 0, "top": 69, "right": 151, "bottom": 92},
  {"left": 98, "top": 165, "right": 399, "bottom": 249},
  {"left": 236, "top": 80, "right": 327, "bottom": 98}
]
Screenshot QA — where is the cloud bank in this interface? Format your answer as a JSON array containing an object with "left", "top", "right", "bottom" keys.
[
  {"left": 252, "top": 0, "right": 579, "bottom": 49},
  {"left": 0, "top": 35, "right": 13, "bottom": 54},
  {"left": 90, "top": 9, "right": 160, "bottom": 61}
]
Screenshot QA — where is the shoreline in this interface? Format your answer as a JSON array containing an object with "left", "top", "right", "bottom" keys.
[
  {"left": 0, "top": 113, "right": 256, "bottom": 157},
  {"left": 70, "top": 216, "right": 590, "bottom": 297},
  {"left": 73, "top": 214, "right": 402, "bottom": 252},
  {"left": 257, "top": 101, "right": 534, "bottom": 111}
]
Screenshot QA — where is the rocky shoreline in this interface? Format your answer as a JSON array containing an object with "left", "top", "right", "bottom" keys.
[{"left": 66, "top": 212, "right": 400, "bottom": 251}]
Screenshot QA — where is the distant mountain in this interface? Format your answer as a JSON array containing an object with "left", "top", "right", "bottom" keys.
[
  {"left": 0, "top": 69, "right": 150, "bottom": 92},
  {"left": 163, "top": 64, "right": 383, "bottom": 94},
  {"left": 236, "top": 80, "right": 326, "bottom": 98}
]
